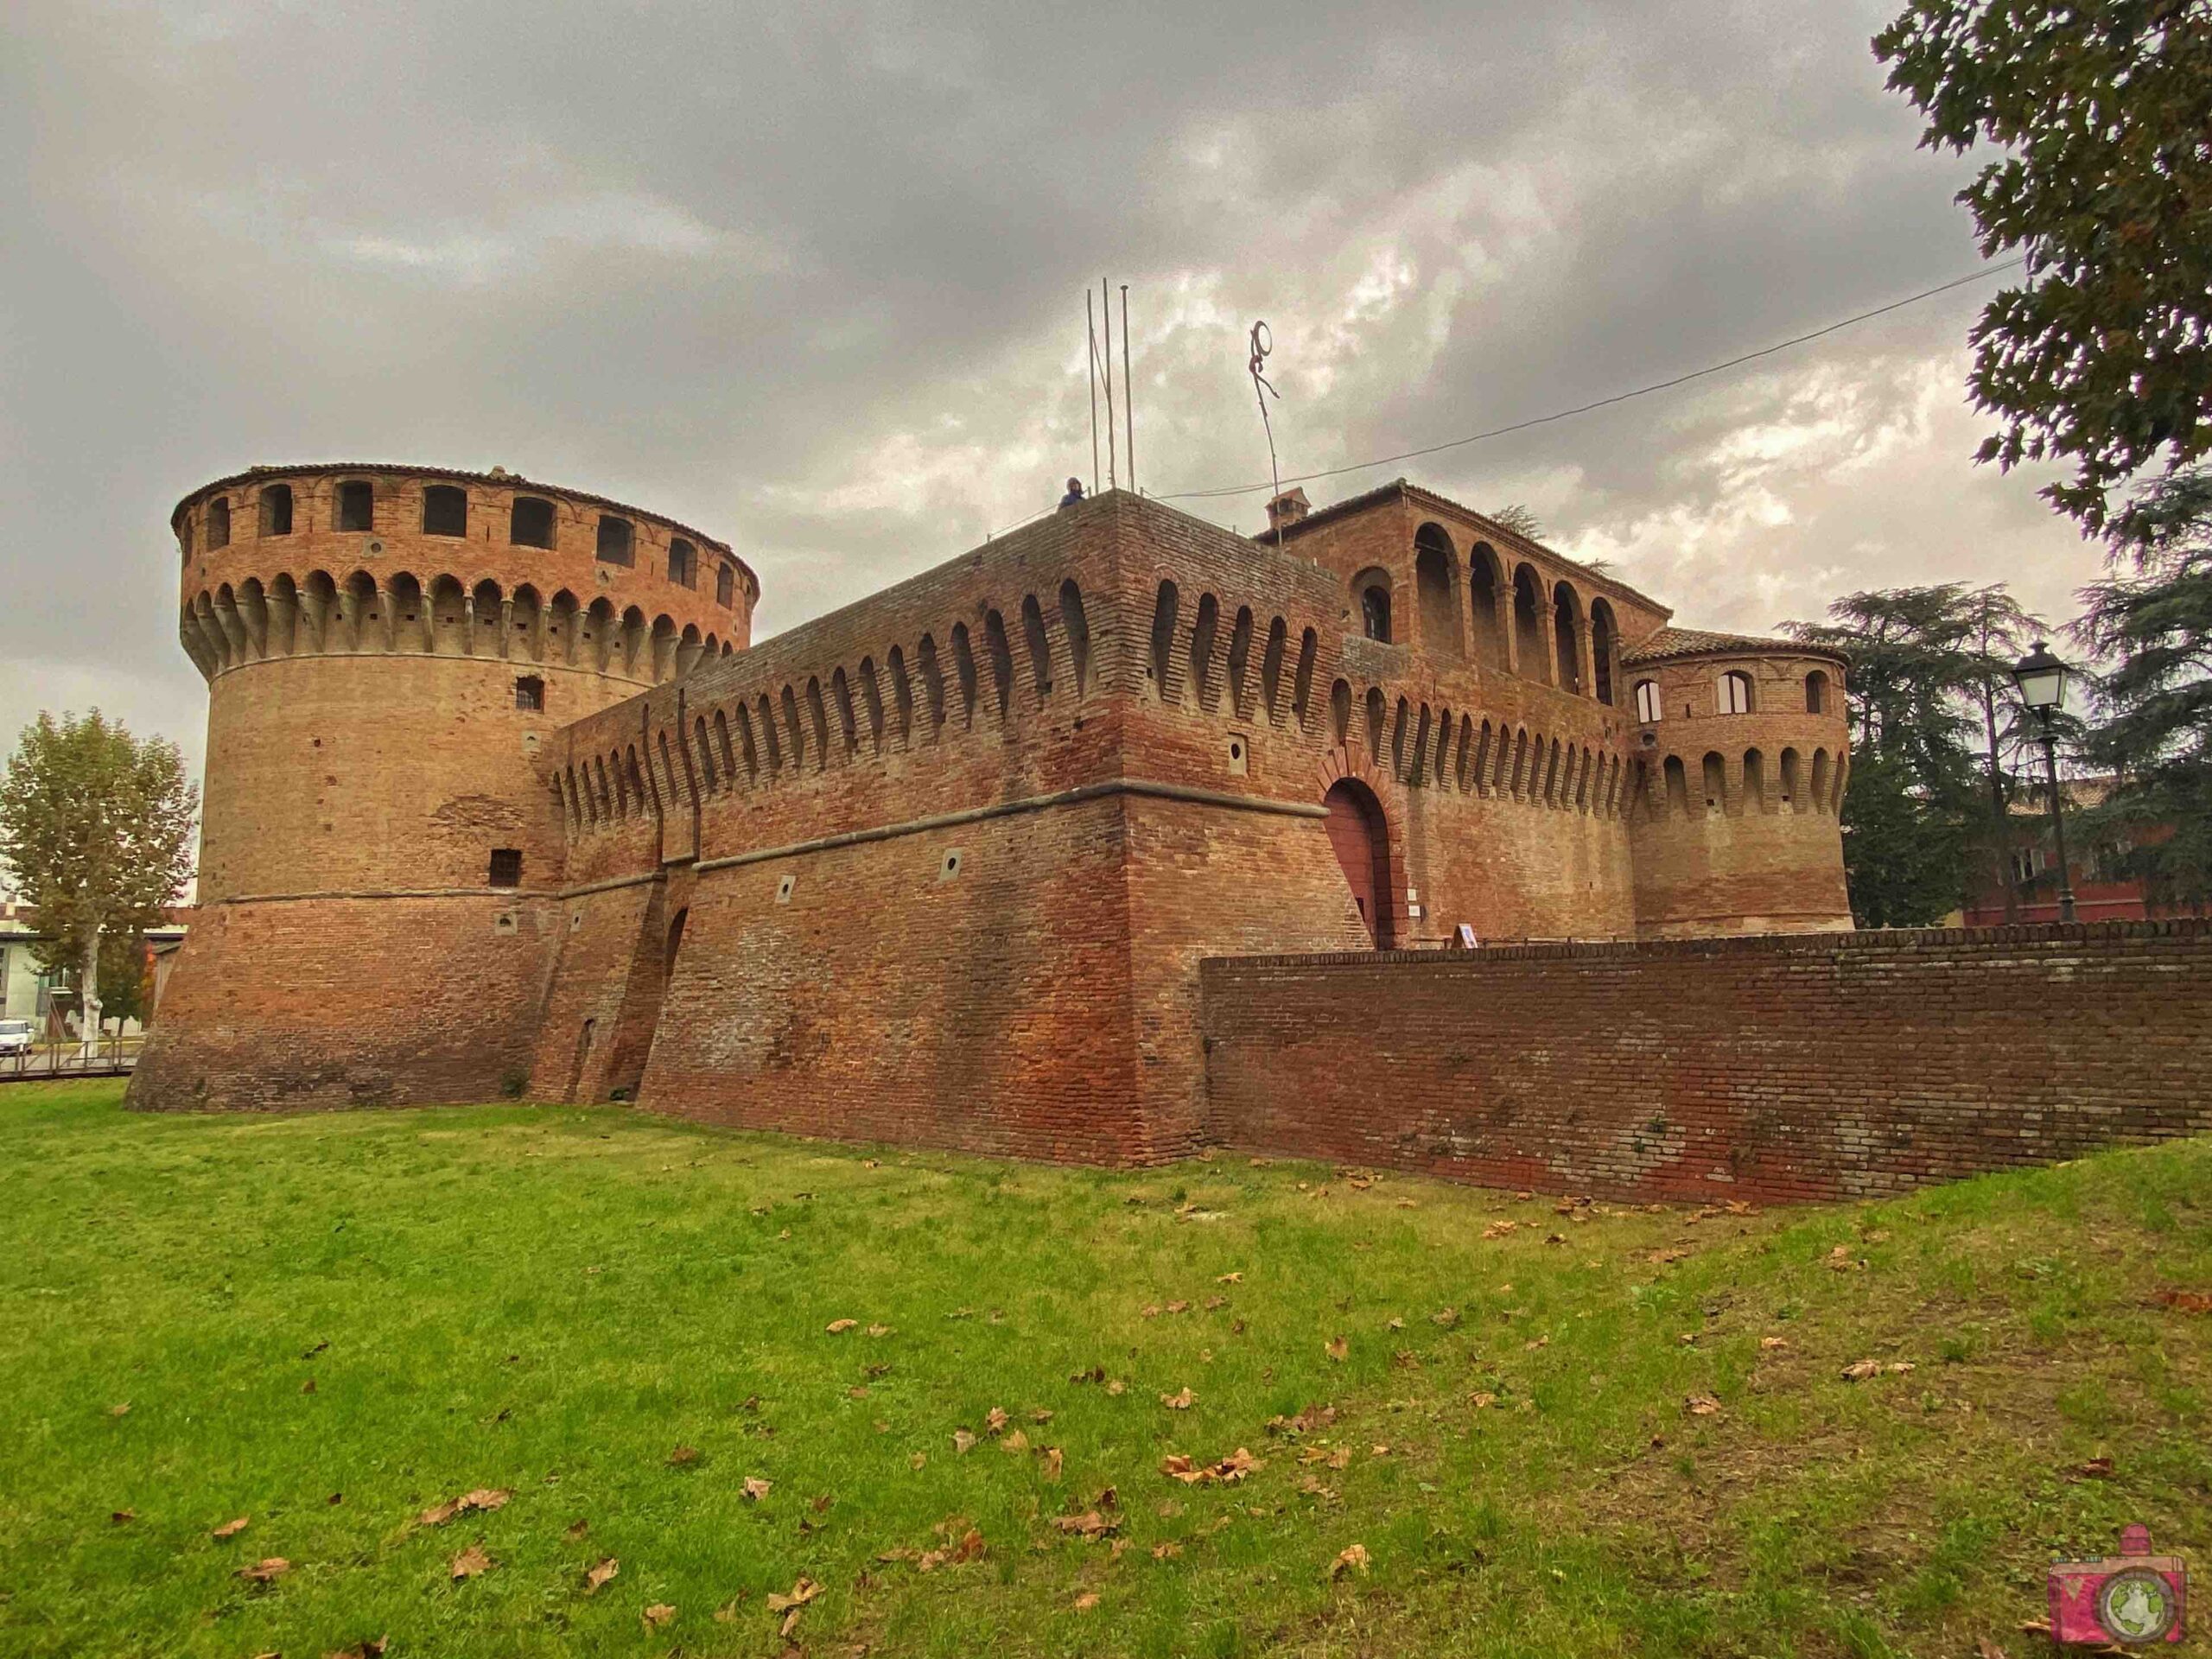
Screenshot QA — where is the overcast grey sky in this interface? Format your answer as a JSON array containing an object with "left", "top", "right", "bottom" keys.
[{"left": 1, "top": 0, "right": 2097, "bottom": 791}]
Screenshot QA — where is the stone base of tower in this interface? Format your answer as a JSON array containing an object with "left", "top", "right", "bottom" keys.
[{"left": 126, "top": 894, "right": 557, "bottom": 1111}]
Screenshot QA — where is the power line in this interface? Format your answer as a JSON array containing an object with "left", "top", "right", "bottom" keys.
[{"left": 1160, "top": 257, "right": 2029, "bottom": 504}]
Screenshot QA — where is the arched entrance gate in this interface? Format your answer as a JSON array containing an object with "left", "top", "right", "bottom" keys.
[{"left": 1321, "top": 779, "right": 1393, "bottom": 949}]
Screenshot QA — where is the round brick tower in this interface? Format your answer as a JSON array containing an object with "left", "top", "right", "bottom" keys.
[
  {"left": 1622, "top": 631, "right": 1853, "bottom": 936},
  {"left": 129, "top": 463, "right": 756, "bottom": 1110}
]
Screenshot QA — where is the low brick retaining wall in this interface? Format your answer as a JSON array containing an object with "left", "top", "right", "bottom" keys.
[{"left": 1198, "top": 920, "right": 2212, "bottom": 1202}]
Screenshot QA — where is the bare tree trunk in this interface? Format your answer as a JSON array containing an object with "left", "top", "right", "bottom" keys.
[
  {"left": 79, "top": 921, "right": 102, "bottom": 1063},
  {"left": 1980, "top": 667, "right": 2018, "bottom": 925}
]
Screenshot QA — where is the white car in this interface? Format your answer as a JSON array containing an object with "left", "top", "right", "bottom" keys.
[{"left": 0, "top": 1019, "right": 32, "bottom": 1057}]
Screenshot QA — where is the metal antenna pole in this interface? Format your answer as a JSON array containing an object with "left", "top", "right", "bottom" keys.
[
  {"left": 1121, "top": 283, "right": 1134, "bottom": 496},
  {"left": 1101, "top": 279, "right": 1116, "bottom": 491},
  {"left": 1085, "top": 290, "right": 1100, "bottom": 496},
  {"left": 1248, "top": 320, "right": 1281, "bottom": 547}
]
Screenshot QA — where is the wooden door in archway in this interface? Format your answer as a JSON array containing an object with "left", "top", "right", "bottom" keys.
[{"left": 1322, "top": 779, "right": 1392, "bottom": 948}]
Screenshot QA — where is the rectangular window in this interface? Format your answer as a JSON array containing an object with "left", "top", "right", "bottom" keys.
[
  {"left": 716, "top": 563, "right": 734, "bottom": 607},
  {"left": 207, "top": 498, "right": 231, "bottom": 550},
  {"left": 422, "top": 485, "right": 467, "bottom": 537},
  {"left": 488, "top": 848, "right": 524, "bottom": 888},
  {"left": 514, "top": 676, "right": 544, "bottom": 712},
  {"left": 511, "top": 497, "right": 556, "bottom": 550},
  {"left": 337, "top": 480, "right": 374, "bottom": 532},
  {"left": 595, "top": 515, "right": 634, "bottom": 566},
  {"left": 668, "top": 537, "right": 695, "bottom": 588},
  {"left": 259, "top": 484, "right": 293, "bottom": 537}
]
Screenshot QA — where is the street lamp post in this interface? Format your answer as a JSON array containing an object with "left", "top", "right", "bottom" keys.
[{"left": 2010, "top": 641, "right": 2077, "bottom": 925}]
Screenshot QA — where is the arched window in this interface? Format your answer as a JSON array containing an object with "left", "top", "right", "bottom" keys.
[
  {"left": 422, "top": 485, "right": 467, "bottom": 537},
  {"left": 715, "top": 563, "right": 735, "bottom": 607},
  {"left": 1590, "top": 600, "right": 1617, "bottom": 705},
  {"left": 1805, "top": 669, "right": 1829, "bottom": 715},
  {"left": 206, "top": 497, "right": 231, "bottom": 550},
  {"left": 1361, "top": 586, "right": 1390, "bottom": 642},
  {"left": 667, "top": 538, "right": 696, "bottom": 588},
  {"left": 1414, "top": 524, "right": 1459, "bottom": 658},
  {"left": 1468, "top": 543, "right": 1504, "bottom": 666},
  {"left": 259, "top": 484, "right": 294, "bottom": 537},
  {"left": 1719, "top": 671, "right": 1754, "bottom": 715},
  {"left": 1511, "top": 565, "right": 1549, "bottom": 682},
  {"left": 596, "top": 515, "right": 634, "bottom": 566},
  {"left": 1551, "top": 582, "right": 1584, "bottom": 695},
  {"left": 337, "top": 480, "right": 374, "bottom": 532},
  {"left": 1633, "top": 679, "right": 1662, "bottom": 723},
  {"left": 511, "top": 497, "right": 556, "bottom": 549}
]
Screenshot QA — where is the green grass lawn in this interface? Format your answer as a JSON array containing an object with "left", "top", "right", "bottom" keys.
[{"left": 2, "top": 1080, "right": 2208, "bottom": 1658}]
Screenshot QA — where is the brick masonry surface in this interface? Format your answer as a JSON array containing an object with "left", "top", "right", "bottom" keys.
[
  {"left": 136, "top": 475, "right": 1876, "bottom": 1170},
  {"left": 1200, "top": 921, "right": 2212, "bottom": 1202}
]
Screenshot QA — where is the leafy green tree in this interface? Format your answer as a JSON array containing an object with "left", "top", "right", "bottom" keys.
[
  {"left": 2073, "top": 465, "right": 2212, "bottom": 906},
  {"left": 1786, "top": 583, "right": 2044, "bottom": 925},
  {"left": 0, "top": 713, "right": 197, "bottom": 1045},
  {"left": 1874, "top": 0, "right": 2212, "bottom": 533}
]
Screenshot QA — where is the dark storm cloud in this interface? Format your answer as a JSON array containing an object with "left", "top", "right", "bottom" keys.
[{"left": 0, "top": 0, "right": 2095, "bottom": 799}]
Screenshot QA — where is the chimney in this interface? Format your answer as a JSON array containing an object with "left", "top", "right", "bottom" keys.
[{"left": 1265, "top": 487, "right": 1311, "bottom": 532}]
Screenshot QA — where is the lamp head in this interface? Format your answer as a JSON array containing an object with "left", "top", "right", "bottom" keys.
[{"left": 2012, "top": 640, "right": 2069, "bottom": 714}]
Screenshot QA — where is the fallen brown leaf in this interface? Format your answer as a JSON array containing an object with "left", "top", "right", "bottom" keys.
[
  {"left": 1330, "top": 1542, "right": 1370, "bottom": 1580},
  {"left": 825, "top": 1319, "right": 859, "bottom": 1334},
  {"left": 1160, "top": 1387, "right": 1196, "bottom": 1410},
  {"left": 1325, "top": 1336, "right": 1348, "bottom": 1362},
  {"left": 1685, "top": 1394, "right": 1722, "bottom": 1416},
  {"left": 985, "top": 1406, "right": 1008, "bottom": 1434},
  {"left": 1759, "top": 1336, "right": 1789, "bottom": 1351},
  {"left": 1073, "top": 1592, "right": 1101, "bottom": 1611},
  {"left": 1002, "top": 1428, "right": 1030, "bottom": 1452},
  {"left": 213, "top": 1516, "right": 251, "bottom": 1540},
  {"left": 321, "top": 1641, "right": 387, "bottom": 1659},
  {"left": 1153, "top": 1540, "right": 1182, "bottom": 1559},
  {"left": 1051, "top": 1510, "right": 1117, "bottom": 1539},
  {"left": 450, "top": 1543, "right": 493, "bottom": 1580},
  {"left": 953, "top": 1429, "right": 977, "bottom": 1454},
  {"left": 867, "top": 1323, "right": 893, "bottom": 1337},
  {"left": 1217, "top": 1271, "right": 1243, "bottom": 1284},
  {"left": 743, "top": 1476, "right": 773, "bottom": 1501},
  {"left": 563, "top": 1518, "right": 588, "bottom": 1541},
  {"left": 584, "top": 1556, "right": 619, "bottom": 1594},
  {"left": 109, "top": 1402, "right": 130, "bottom": 1417},
  {"left": 238, "top": 1558, "right": 291, "bottom": 1584},
  {"left": 111, "top": 1509, "right": 135, "bottom": 1524},
  {"left": 2072, "top": 1456, "right": 2114, "bottom": 1480},
  {"left": 667, "top": 1445, "right": 702, "bottom": 1468},
  {"left": 641, "top": 1603, "right": 676, "bottom": 1630},
  {"left": 1975, "top": 1638, "right": 2008, "bottom": 1659},
  {"left": 1041, "top": 1446, "right": 1064, "bottom": 1481},
  {"left": 2157, "top": 1287, "right": 2212, "bottom": 1314}
]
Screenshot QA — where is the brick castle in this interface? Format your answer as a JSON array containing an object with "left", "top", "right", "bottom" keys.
[{"left": 130, "top": 465, "right": 1855, "bottom": 1164}]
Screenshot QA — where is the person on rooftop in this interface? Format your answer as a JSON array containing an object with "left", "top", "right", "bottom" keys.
[{"left": 1059, "top": 477, "right": 1086, "bottom": 509}]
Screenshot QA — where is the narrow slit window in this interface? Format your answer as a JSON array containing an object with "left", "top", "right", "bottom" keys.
[
  {"left": 207, "top": 498, "right": 231, "bottom": 550},
  {"left": 668, "top": 537, "right": 696, "bottom": 588},
  {"left": 715, "top": 562, "right": 735, "bottom": 607}
]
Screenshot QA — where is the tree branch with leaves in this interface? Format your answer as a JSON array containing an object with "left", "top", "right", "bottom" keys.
[{"left": 0, "top": 713, "right": 198, "bottom": 1050}]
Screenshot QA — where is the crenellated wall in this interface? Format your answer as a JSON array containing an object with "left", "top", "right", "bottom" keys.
[
  {"left": 134, "top": 469, "right": 1864, "bottom": 1168},
  {"left": 130, "top": 465, "right": 754, "bottom": 1114},
  {"left": 1622, "top": 642, "right": 1853, "bottom": 936}
]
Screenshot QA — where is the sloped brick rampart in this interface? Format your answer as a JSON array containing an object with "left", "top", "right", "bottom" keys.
[{"left": 1199, "top": 922, "right": 2212, "bottom": 1201}]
